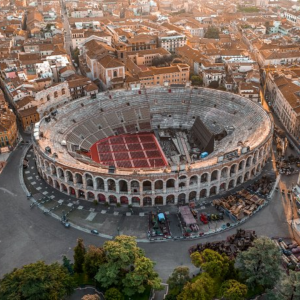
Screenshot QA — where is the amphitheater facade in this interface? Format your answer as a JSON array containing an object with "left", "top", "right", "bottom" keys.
[{"left": 32, "top": 87, "right": 273, "bottom": 206}]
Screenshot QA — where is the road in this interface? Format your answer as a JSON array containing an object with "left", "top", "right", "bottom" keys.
[{"left": 60, "top": 0, "right": 72, "bottom": 56}]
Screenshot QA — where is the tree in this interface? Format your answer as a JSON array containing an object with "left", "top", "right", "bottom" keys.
[
  {"left": 236, "top": 236, "right": 281, "bottom": 289},
  {"left": 191, "top": 75, "right": 203, "bottom": 86},
  {"left": 95, "top": 235, "right": 161, "bottom": 296},
  {"left": 104, "top": 288, "right": 123, "bottom": 300},
  {"left": 266, "top": 271, "right": 300, "bottom": 300},
  {"left": 191, "top": 249, "right": 230, "bottom": 280},
  {"left": 177, "top": 273, "right": 215, "bottom": 300},
  {"left": 167, "top": 266, "right": 190, "bottom": 290},
  {"left": 204, "top": 26, "right": 220, "bottom": 39},
  {"left": 208, "top": 80, "right": 219, "bottom": 89},
  {"left": 0, "top": 261, "right": 76, "bottom": 300},
  {"left": 63, "top": 255, "right": 74, "bottom": 275},
  {"left": 219, "top": 280, "right": 248, "bottom": 300},
  {"left": 83, "top": 245, "right": 105, "bottom": 278},
  {"left": 82, "top": 295, "right": 100, "bottom": 300},
  {"left": 74, "top": 238, "right": 86, "bottom": 273}
]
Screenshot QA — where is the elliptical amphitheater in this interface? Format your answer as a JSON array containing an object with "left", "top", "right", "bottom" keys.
[{"left": 32, "top": 86, "right": 273, "bottom": 206}]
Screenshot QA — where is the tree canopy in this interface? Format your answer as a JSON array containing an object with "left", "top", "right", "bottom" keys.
[
  {"left": 95, "top": 235, "right": 161, "bottom": 296},
  {"left": 167, "top": 266, "right": 190, "bottom": 290},
  {"left": 236, "top": 236, "right": 281, "bottom": 289},
  {"left": 74, "top": 238, "right": 86, "bottom": 273},
  {"left": 219, "top": 280, "right": 248, "bottom": 300},
  {"left": 0, "top": 261, "right": 76, "bottom": 300},
  {"left": 104, "top": 287, "right": 123, "bottom": 300},
  {"left": 204, "top": 26, "right": 220, "bottom": 39},
  {"left": 83, "top": 245, "right": 105, "bottom": 278}
]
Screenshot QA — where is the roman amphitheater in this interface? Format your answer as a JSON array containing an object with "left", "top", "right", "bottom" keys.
[{"left": 32, "top": 86, "right": 273, "bottom": 206}]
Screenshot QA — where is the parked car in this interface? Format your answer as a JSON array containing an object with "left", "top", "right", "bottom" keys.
[
  {"left": 200, "top": 214, "right": 208, "bottom": 224},
  {"left": 91, "top": 229, "right": 99, "bottom": 235}
]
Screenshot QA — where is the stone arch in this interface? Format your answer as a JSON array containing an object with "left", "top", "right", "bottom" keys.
[
  {"left": 47, "top": 176, "right": 53, "bottom": 186},
  {"left": 130, "top": 180, "right": 140, "bottom": 193},
  {"left": 78, "top": 189, "right": 85, "bottom": 199},
  {"left": 179, "top": 175, "right": 187, "bottom": 188},
  {"left": 253, "top": 150, "right": 259, "bottom": 164},
  {"left": 107, "top": 179, "right": 116, "bottom": 192},
  {"left": 88, "top": 191, "right": 95, "bottom": 200},
  {"left": 143, "top": 180, "right": 152, "bottom": 192},
  {"left": 230, "top": 164, "right": 237, "bottom": 176},
  {"left": 143, "top": 197, "right": 152, "bottom": 206},
  {"left": 244, "top": 171, "right": 250, "bottom": 182},
  {"left": 154, "top": 180, "right": 163, "bottom": 191},
  {"left": 251, "top": 168, "right": 256, "bottom": 178},
  {"left": 166, "top": 178, "right": 175, "bottom": 189},
  {"left": 228, "top": 179, "right": 235, "bottom": 189},
  {"left": 75, "top": 173, "right": 83, "bottom": 184},
  {"left": 62, "top": 88, "right": 66, "bottom": 95},
  {"left": 155, "top": 196, "right": 163, "bottom": 205},
  {"left": 178, "top": 193, "right": 186, "bottom": 204},
  {"left": 54, "top": 180, "right": 60, "bottom": 189},
  {"left": 57, "top": 167, "right": 64, "bottom": 179},
  {"left": 189, "top": 175, "right": 198, "bottom": 186},
  {"left": 237, "top": 175, "right": 243, "bottom": 185},
  {"left": 69, "top": 186, "right": 76, "bottom": 196},
  {"left": 96, "top": 177, "right": 104, "bottom": 190},
  {"left": 61, "top": 183, "right": 67, "bottom": 193},
  {"left": 119, "top": 180, "right": 128, "bottom": 192},
  {"left": 209, "top": 186, "right": 217, "bottom": 196},
  {"left": 189, "top": 191, "right": 197, "bottom": 201},
  {"left": 120, "top": 196, "right": 129, "bottom": 205},
  {"left": 219, "top": 182, "right": 226, "bottom": 192},
  {"left": 85, "top": 173, "right": 94, "bottom": 188},
  {"left": 221, "top": 167, "right": 228, "bottom": 178},
  {"left": 54, "top": 91, "right": 58, "bottom": 98},
  {"left": 109, "top": 195, "right": 117, "bottom": 204},
  {"left": 201, "top": 173, "right": 208, "bottom": 183},
  {"left": 166, "top": 194, "right": 175, "bottom": 204},
  {"left": 259, "top": 147, "right": 264, "bottom": 158},
  {"left": 200, "top": 189, "right": 207, "bottom": 198},
  {"left": 132, "top": 197, "right": 140, "bottom": 205},
  {"left": 246, "top": 156, "right": 252, "bottom": 167},
  {"left": 50, "top": 164, "right": 57, "bottom": 176},
  {"left": 238, "top": 160, "right": 245, "bottom": 171},
  {"left": 211, "top": 170, "right": 219, "bottom": 181},
  {"left": 44, "top": 160, "right": 50, "bottom": 171},
  {"left": 98, "top": 193, "right": 106, "bottom": 203},
  {"left": 257, "top": 163, "right": 261, "bottom": 173},
  {"left": 65, "top": 170, "right": 73, "bottom": 182}
]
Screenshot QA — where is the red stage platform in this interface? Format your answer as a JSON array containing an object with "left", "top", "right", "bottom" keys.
[{"left": 89, "top": 133, "right": 168, "bottom": 168}]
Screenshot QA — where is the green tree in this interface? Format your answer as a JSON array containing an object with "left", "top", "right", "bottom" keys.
[
  {"left": 167, "top": 266, "right": 190, "bottom": 290},
  {"left": 204, "top": 26, "right": 220, "bottom": 39},
  {"left": 63, "top": 255, "right": 74, "bottom": 275},
  {"left": 74, "top": 238, "right": 86, "bottom": 273},
  {"left": 208, "top": 80, "right": 219, "bottom": 89},
  {"left": 83, "top": 245, "right": 105, "bottom": 278},
  {"left": 177, "top": 273, "right": 215, "bottom": 300},
  {"left": 95, "top": 235, "right": 161, "bottom": 296},
  {"left": 191, "top": 75, "right": 203, "bottom": 86},
  {"left": 266, "top": 271, "right": 300, "bottom": 300},
  {"left": 219, "top": 280, "right": 248, "bottom": 300},
  {"left": 191, "top": 249, "right": 230, "bottom": 279},
  {"left": 236, "top": 236, "right": 281, "bottom": 289},
  {"left": 104, "top": 287, "right": 123, "bottom": 300},
  {"left": 0, "top": 261, "right": 76, "bottom": 300}
]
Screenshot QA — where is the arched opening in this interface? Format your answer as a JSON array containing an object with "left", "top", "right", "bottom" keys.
[
  {"left": 154, "top": 180, "right": 163, "bottom": 191},
  {"left": 219, "top": 182, "right": 226, "bottom": 192},
  {"left": 155, "top": 196, "right": 163, "bottom": 205},
  {"left": 78, "top": 190, "right": 85, "bottom": 199},
  {"left": 119, "top": 180, "right": 128, "bottom": 192},
  {"left": 70, "top": 187, "right": 76, "bottom": 196},
  {"left": 189, "top": 191, "right": 197, "bottom": 201},
  {"left": 107, "top": 179, "right": 116, "bottom": 192},
  {"left": 246, "top": 156, "right": 252, "bottom": 167},
  {"left": 62, "top": 88, "right": 65, "bottom": 95},
  {"left": 109, "top": 195, "right": 117, "bottom": 204},
  {"left": 189, "top": 175, "right": 198, "bottom": 186},
  {"left": 253, "top": 151, "right": 258, "bottom": 164},
  {"left": 166, "top": 195, "right": 175, "bottom": 204},
  {"left": 98, "top": 193, "right": 106, "bottom": 203},
  {"left": 61, "top": 183, "right": 67, "bottom": 193},
  {"left": 66, "top": 170, "right": 73, "bottom": 182},
  {"left": 50, "top": 164, "right": 57, "bottom": 176},
  {"left": 201, "top": 173, "right": 208, "bottom": 183},
  {"left": 221, "top": 167, "right": 228, "bottom": 178},
  {"left": 131, "top": 180, "right": 140, "bottom": 193},
  {"left": 54, "top": 180, "right": 60, "bottom": 189},
  {"left": 143, "top": 180, "right": 152, "bottom": 192},
  {"left": 132, "top": 197, "right": 140, "bottom": 205},
  {"left": 75, "top": 173, "right": 83, "bottom": 184},
  {"left": 228, "top": 179, "right": 235, "bottom": 189},
  {"left": 178, "top": 193, "right": 186, "bottom": 205},
  {"left": 85, "top": 174, "right": 94, "bottom": 188},
  {"left": 257, "top": 163, "right": 261, "bottom": 173},
  {"left": 166, "top": 179, "right": 175, "bottom": 189},
  {"left": 244, "top": 172, "right": 250, "bottom": 182},
  {"left": 200, "top": 189, "right": 207, "bottom": 198},
  {"left": 230, "top": 164, "right": 237, "bottom": 176},
  {"left": 238, "top": 160, "right": 245, "bottom": 171},
  {"left": 54, "top": 91, "right": 58, "bottom": 98},
  {"left": 251, "top": 168, "right": 256, "bottom": 178},
  {"left": 96, "top": 177, "right": 104, "bottom": 190},
  {"left": 48, "top": 176, "right": 53, "bottom": 186},
  {"left": 143, "top": 197, "right": 152, "bottom": 206},
  {"left": 209, "top": 186, "right": 217, "bottom": 196},
  {"left": 120, "top": 196, "right": 128, "bottom": 205},
  {"left": 57, "top": 168, "right": 64, "bottom": 179},
  {"left": 211, "top": 170, "right": 218, "bottom": 181},
  {"left": 237, "top": 176, "right": 243, "bottom": 185},
  {"left": 88, "top": 191, "right": 95, "bottom": 200},
  {"left": 259, "top": 148, "right": 264, "bottom": 158}
]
